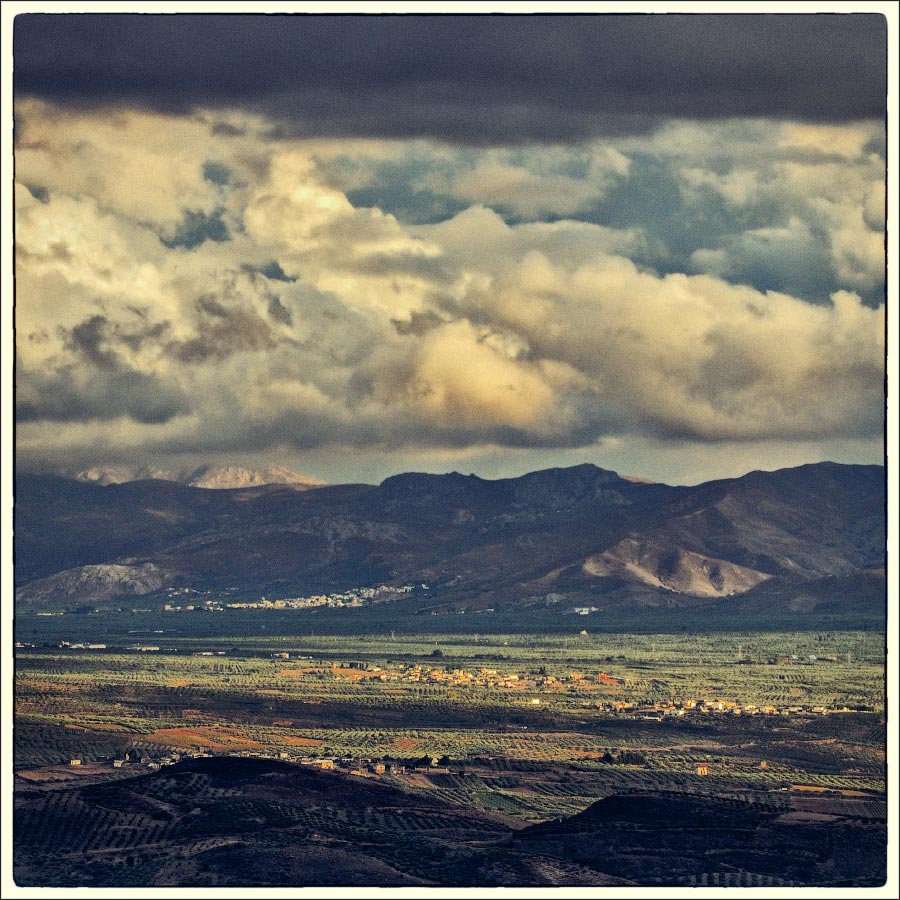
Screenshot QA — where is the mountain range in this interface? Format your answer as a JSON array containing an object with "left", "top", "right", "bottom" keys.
[{"left": 14, "top": 462, "right": 885, "bottom": 618}]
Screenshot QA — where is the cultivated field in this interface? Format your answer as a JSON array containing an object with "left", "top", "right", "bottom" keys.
[
  {"left": 13, "top": 628, "right": 886, "bottom": 886},
  {"left": 15, "top": 630, "right": 886, "bottom": 798}
]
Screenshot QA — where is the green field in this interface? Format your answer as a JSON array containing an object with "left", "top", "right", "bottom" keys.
[{"left": 15, "top": 629, "right": 886, "bottom": 823}]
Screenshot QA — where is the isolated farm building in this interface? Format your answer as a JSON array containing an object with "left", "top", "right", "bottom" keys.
[
  {"left": 69, "top": 759, "right": 82, "bottom": 766},
  {"left": 696, "top": 764, "right": 709, "bottom": 775}
]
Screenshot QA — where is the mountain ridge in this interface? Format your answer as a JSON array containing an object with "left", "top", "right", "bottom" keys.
[{"left": 14, "top": 461, "right": 885, "bottom": 617}]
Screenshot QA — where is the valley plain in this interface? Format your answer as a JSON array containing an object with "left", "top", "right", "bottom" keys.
[{"left": 14, "top": 624, "right": 887, "bottom": 887}]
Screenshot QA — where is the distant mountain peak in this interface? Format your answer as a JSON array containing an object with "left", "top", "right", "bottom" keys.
[
  {"left": 67, "top": 464, "right": 325, "bottom": 489},
  {"left": 184, "top": 465, "right": 325, "bottom": 490},
  {"left": 68, "top": 464, "right": 174, "bottom": 486}
]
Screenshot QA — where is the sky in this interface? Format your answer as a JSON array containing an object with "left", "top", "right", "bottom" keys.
[{"left": 10, "top": 10, "right": 889, "bottom": 486}]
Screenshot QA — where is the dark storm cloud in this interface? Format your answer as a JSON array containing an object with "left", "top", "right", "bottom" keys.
[
  {"left": 13, "top": 13, "right": 886, "bottom": 143},
  {"left": 16, "top": 364, "right": 190, "bottom": 425},
  {"left": 130, "top": 397, "right": 614, "bottom": 459},
  {"left": 27, "top": 317, "right": 189, "bottom": 426}
]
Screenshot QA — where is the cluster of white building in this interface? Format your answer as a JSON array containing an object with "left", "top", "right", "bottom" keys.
[{"left": 164, "top": 584, "right": 421, "bottom": 612}]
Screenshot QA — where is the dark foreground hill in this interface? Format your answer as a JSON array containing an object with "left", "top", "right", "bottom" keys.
[
  {"left": 14, "top": 461, "right": 885, "bottom": 623},
  {"left": 13, "top": 756, "right": 618, "bottom": 887},
  {"left": 14, "top": 757, "right": 885, "bottom": 887},
  {"left": 514, "top": 790, "right": 887, "bottom": 887}
]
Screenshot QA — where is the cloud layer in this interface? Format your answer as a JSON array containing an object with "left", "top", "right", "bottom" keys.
[
  {"left": 13, "top": 100, "right": 885, "bottom": 480},
  {"left": 13, "top": 14, "right": 887, "bottom": 144}
]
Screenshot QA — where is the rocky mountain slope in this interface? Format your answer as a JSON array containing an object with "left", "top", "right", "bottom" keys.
[{"left": 14, "top": 462, "right": 885, "bottom": 615}]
